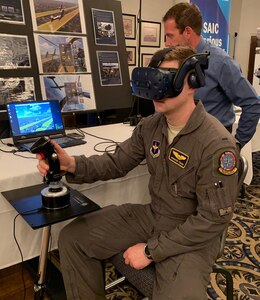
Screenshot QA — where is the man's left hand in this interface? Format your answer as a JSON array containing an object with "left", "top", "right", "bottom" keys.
[{"left": 123, "top": 243, "right": 153, "bottom": 270}]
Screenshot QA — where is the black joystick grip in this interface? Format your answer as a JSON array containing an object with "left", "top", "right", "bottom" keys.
[
  {"left": 30, "top": 136, "right": 70, "bottom": 210},
  {"left": 30, "top": 136, "right": 62, "bottom": 184}
]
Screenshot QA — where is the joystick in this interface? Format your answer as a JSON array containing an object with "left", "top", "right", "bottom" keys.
[{"left": 30, "top": 136, "right": 70, "bottom": 210}]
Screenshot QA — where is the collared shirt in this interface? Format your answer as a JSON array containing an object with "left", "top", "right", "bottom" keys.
[{"left": 196, "top": 37, "right": 260, "bottom": 147}]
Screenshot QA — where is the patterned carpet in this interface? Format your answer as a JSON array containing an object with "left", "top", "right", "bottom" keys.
[{"left": 105, "top": 152, "right": 260, "bottom": 300}]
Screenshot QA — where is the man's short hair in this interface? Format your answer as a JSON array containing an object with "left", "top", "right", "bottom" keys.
[
  {"left": 163, "top": 2, "right": 202, "bottom": 35},
  {"left": 152, "top": 46, "right": 197, "bottom": 68}
]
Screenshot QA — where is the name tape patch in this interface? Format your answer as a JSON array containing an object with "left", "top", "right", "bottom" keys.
[{"left": 169, "top": 148, "right": 189, "bottom": 168}]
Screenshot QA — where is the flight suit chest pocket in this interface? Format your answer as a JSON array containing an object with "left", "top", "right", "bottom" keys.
[{"left": 168, "top": 164, "right": 196, "bottom": 197}]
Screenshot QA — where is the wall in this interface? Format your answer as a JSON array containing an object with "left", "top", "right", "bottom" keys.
[
  {"left": 228, "top": 0, "right": 242, "bottom": 61},
  {"left": 230, "top": 0, "right": 260, "bottom": 75},
  {"left": 117, "top": 0, "right": 174, "bottom": 74}
]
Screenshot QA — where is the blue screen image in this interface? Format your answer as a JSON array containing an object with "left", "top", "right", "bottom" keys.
[{"left": 8, "top": 101, "right": 64, "bottom": 136}]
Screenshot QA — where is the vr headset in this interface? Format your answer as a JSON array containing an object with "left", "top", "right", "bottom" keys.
[{"left": 131, "top": 47, "right": 209, "bottom": 100}]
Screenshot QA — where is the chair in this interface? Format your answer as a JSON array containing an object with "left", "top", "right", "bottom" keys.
[{"left": 105, "top": 155, "right": 248, "bottom": 300}]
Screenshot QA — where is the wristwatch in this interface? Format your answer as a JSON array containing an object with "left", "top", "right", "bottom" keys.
[{"left": 144, "top": 244, "right": 152, "bottom": 259}]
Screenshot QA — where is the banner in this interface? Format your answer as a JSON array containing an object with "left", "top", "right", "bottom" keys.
[{"left": 191, "top": 0, "right": 231, "bottom": 52}]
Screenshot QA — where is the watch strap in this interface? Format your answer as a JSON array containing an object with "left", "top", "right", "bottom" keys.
[{"left": 144, "top": 244, "right": 152, "bottom": 259}]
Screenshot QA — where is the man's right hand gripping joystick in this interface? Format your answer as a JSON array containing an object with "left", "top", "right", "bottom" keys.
[{"left": 30, "top": 136, "right": 73, "bottom": 210}]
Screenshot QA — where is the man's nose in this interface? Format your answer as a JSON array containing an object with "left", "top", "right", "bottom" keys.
[
  {"left": 164, "top": 35, "right": 174, "bottom": 47},
  {"left": 165, "top": 37, "right": 172, "bottom": 47}
]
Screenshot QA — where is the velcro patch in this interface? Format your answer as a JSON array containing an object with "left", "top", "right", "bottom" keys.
[
  {"left": 150, "top": 140, "right": 161, "bottom": 158},
  {"left": 219, "top": 206, "right": 232, "bottom": 216},
  {"left": 218, "top": 151, "right": 237, "bottom": 175},
  {"left": 169, "top": 148, "right": 189, "bottom": 168}
]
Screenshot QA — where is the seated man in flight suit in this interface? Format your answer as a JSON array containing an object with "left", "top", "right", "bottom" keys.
[{"left": 36, "top": 45, "right": 239, "bottom": 300}]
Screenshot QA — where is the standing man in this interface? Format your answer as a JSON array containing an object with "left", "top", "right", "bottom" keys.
[
  {"left": 163, "top": 2, "right": 260, "bottom": 148},
  {"left": 37, "top": 46, "right": 239, "bottom": 299}
]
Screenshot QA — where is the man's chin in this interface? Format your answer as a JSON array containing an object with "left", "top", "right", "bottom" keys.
[{"left": 153, "top": 100, "right": 165, "bottom": 112}]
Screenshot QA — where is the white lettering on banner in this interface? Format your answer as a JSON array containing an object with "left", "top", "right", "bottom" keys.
[
  {"left": 205, "top": 36, "right": 223, "bottom": 47},
  {"left": 203, "top": 22, "right": 219, "bottom": 34}
]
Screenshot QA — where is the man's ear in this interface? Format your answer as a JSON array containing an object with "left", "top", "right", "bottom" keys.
[{"left": 184, "top": 26, "right": 193, "bottom": 40}]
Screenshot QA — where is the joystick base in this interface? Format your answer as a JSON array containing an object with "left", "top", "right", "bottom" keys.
[{"left": 41, "top": 185, "right": 70, "bottom": 210}]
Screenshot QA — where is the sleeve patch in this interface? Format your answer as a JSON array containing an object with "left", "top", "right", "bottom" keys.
[{"left": 218, "top": 151, "right": 238, "bottom": 175}]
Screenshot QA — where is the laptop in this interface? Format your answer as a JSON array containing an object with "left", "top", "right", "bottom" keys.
[{"left": 6, "top": 100, "right": 86, "bottom": 151}]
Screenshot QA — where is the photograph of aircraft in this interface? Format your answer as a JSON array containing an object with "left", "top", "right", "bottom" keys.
[
  {"left": 35, "top": 33, "right": 89, "bottom": 73},
  {"left": 40, "top": 74, "right": 96, "bottom": 112},
  {"left": 50, "top": 5, "right": 64, "bottom": 22},
  {"left": 29, "top": 0, "right": 85, "bottom": 33}
]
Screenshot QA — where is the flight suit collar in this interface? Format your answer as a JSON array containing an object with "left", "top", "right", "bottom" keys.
[
  {"left": 179, "top": 101, "right": 207, "bottom": 135},
  {"left": 160, "top": 101, "right": 207, "bottom": 140}
]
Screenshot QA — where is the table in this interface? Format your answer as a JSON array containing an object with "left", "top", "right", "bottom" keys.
[
  {"left": 0, "top": 123, "right": 150, "bottom": 269},
  {"left": 3, "top": 183, "right": 100, "bottom": 298},
  {"left": 233, "top": 112, "right": 260, "bottom": 185}
]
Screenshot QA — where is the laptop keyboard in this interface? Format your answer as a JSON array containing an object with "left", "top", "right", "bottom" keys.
[
  {"left": 53, "top": 136, "right": 86, "bottom": 148},
  {"left": 18, "top": 136, "right": 86, "bottom": 151},
  {"left": 54, "top": 137, "right": 71, "bottom": 144}
]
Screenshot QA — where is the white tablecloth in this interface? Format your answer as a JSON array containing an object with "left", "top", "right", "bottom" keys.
[
  {"left": 234, "top": 112, "right": 260, "bottom": 153},
  {"left": 0, "top": 123, "right": 150, "bottom": 269},
  {"left": 233, "top": 113, "right": 260, "bottom": 185}
]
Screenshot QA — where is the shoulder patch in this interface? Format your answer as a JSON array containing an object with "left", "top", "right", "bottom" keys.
[
  {"left": 150, "top": 140, "right": 161, "bottom": 158},
  {"left": 169, "top": 148, "right": 189, "bottom": 168},
  {"left": 218, "top": 151, "right": 237, "bottom": 175}
]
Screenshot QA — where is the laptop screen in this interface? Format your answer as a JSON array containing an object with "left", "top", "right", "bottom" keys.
[{"left": 7, "top": 100, "right": 65, "bottom": 141}]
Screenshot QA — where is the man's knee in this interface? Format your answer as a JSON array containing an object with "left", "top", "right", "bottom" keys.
[
  {"left": 58, "top": 217, "right": 87, "bottom": 251},
  {"left": 153, "top": 252, "right": 213, "bottom": 299}
]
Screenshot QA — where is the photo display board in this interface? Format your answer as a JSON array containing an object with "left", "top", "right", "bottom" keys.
[{"left": 0, "top": 0, "right": 132, "bottom": 114}]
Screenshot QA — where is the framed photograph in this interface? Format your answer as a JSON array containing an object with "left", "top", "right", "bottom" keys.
[
  {"left": 0, "top": 77, "right": 35, "bottom": 107},
  {"left": 141, "top": 53, "right": 153, "bottom": 67},
  {"left": 0, "top": 0, "right": 25, "bottom": 25},
  {"left": 91, "top": 8, "right": 117, "bottom": 46},
  {"left": 122, "top": 14, "right": 136, "bottom": 39},
  {"left": 126, "top": 46, "right": 136, "bottom": 66},
  {"left": 29, "top": 0, "right": 86, "bottom": 34},
  {"left": 40, "top": 74, "right": 96, "bottom": 112},
  {"left": 96, "top": 51, "right": 122, "bottom": 86},
  {"left": 34, "top": 33, "right": 90, "bottom": 74},
  {"left": 0, "top": 34, "right": 31, "bottom": 69},
  {"left": 141, "top": 21, "right": 161, "bottom": 47}
]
